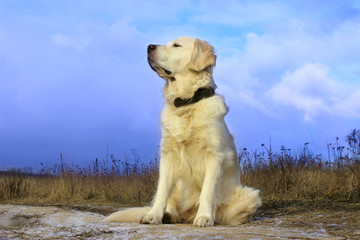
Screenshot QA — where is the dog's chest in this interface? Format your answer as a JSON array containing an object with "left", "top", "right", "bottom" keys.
[{"left": 161, "top": 109, "right": 200, "bottom": 142}]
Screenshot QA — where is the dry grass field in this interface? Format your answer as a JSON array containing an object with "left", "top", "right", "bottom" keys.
[{"left": 1, "top": 130, "right": 359, "bottom": 207}]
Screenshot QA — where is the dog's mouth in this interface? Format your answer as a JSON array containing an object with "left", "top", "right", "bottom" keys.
[
  {"left": 163, "top": 68, "right": 172, "bottom": 75},
  {"left": 148, "top": 56, "right": 172, "bottom": 76}
]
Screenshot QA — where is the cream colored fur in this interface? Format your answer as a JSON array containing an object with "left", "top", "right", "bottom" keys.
[{"left": 104, "top": 36, "right": 261, "bottom": 227}]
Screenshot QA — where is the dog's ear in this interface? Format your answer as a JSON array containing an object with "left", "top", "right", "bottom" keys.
[{"left": 188, "top": 39, "right": 216, "bottom": 72}]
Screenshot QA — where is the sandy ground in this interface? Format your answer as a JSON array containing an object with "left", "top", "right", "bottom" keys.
[{"left": 0, "top": 204, "right": 359, "bottom": 239}]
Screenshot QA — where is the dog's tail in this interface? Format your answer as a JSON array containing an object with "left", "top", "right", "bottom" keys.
[
  {"left": 104, "top": 207, "right": 151, "bottom": 222},
  {"left": 216, "top": 186, "right": 262, "bottom": 225}
]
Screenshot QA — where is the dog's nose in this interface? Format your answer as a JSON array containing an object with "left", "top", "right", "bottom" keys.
[{"left": 147, "top": 44, "right": 157, "bottom": 52}]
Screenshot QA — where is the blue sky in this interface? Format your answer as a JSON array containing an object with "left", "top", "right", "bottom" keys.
[{"left": 1, "top": 0, "right": 360, "bottom": 169}]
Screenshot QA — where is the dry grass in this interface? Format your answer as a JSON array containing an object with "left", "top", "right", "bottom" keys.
[
  {"left": 0, "top": 152, "right": 159, "bottom": 206},
  {"left": 1, "top": 131, "right": 359, "bottom": 206},
  {"left": 240, "top": 144, "right": 360, "bottom": 202},
  {"left": 0, "top": 172, "right": 158, "bottom": 206}
]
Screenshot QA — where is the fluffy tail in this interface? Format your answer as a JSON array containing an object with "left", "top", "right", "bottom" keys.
[
  {"left": 216, "top": 186, "right": 262, "bottom": 225},
  {"left": 104, "top": 207, "right": 151, "bottom": 222}
]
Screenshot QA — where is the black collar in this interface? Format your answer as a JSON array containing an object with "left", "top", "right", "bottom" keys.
[{"left": 174, "top": 87, "right": 215, "bottom": 108}]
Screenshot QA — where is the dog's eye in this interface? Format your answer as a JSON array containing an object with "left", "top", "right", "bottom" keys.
[{"left": 173, "top": 43, "right": 182, "bottom": 47}]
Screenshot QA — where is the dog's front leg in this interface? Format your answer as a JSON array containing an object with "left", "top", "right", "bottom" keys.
[
  {"left": 194, "top": 157, "right": 222, "bottom": 227},
  {"left": 139, "top": 155, "right": 174, "bottom": 224}
]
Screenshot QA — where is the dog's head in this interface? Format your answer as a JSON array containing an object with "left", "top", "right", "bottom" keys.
[
  {"left": 147, "top": 36, "right": 216, "bottom": 79},
  {"left": 147, "top": 36, "right": 216, "bottom": 99}
]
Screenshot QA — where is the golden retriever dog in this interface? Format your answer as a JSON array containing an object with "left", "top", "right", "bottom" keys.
[{"left": 105, "top": 36, "right": 261, "bottom": 227}]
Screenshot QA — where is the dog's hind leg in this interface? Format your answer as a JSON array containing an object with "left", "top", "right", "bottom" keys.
[{"left": 215, "top": 186, "right": 262, "bottom": 225}]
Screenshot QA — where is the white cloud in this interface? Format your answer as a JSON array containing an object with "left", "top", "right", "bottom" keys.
[
  {"left": 267, "top": 63, "right": 338, "bottom": 121},
  {"left": 237, "top": 89, "right": 276, "bottom": 117},
  {"left": 238, "top": 18, "right": 360, "bottom": 77},
  {"left": 220, "top": 15, "right": 360, "bottom": 122},
  {"left": 334, "top": 89, "right": 360, "bottom": 117},
  {"left": 216, "top": 57, "right": 259, "bottom": 89},
  {"left": 267, "top": 63, "right": 360, "bottom": 121},
  {"left": 214, "top": 56, "right": 279, "bottom": 117}
]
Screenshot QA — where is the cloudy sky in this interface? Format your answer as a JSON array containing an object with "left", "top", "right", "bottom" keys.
[{"left": 1, "top": 0, "right": 360, "bottom": 169}]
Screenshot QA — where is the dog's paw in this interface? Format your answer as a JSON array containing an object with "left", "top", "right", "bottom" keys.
[
  {"left": 193, "top": 215, "right": 214, "bottom": 227},
  {"left": 139, "top": 213, "right": 162, "bottom": 225},
  {"left": 162, "top": 211, "right": 180, "bottom": 224}
]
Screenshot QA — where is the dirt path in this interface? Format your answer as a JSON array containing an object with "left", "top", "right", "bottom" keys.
[{"left": 0, "top": 204, "right": 358, "bottom": 239}]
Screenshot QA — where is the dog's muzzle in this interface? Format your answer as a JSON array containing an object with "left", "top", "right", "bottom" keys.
[{"left": 147, "top": 44, "right": 172, "bottom": 76}]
